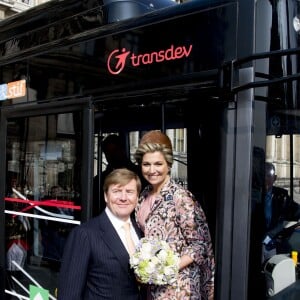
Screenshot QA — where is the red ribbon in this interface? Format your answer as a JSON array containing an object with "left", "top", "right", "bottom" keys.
[{"left": 4, "top": 197, "right": 81, "bottom": 210}]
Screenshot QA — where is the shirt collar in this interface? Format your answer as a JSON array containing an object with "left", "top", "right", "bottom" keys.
[{"left": 105, "top": 207, "right": 131, "bottom": 229}]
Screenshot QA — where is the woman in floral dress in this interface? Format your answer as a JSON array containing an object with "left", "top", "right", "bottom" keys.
[{"left": 135, "top": 130, "right": 215, "bottom": 300}]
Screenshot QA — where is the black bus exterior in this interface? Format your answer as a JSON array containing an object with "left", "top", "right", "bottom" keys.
[{"left": 1, "top": 0, "right": 300, "bottom": 299}]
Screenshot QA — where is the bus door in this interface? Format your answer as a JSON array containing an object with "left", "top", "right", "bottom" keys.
[
  {"left": 93, "top": 87, "right": 227, "bottom": 247},
  {"left": 1, "top": 99, "right": 92, "bottom": 299}
]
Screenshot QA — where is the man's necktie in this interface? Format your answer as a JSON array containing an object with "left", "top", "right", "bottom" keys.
[{"left": 123, "top": 222, "right": 136, "bottom": 256}]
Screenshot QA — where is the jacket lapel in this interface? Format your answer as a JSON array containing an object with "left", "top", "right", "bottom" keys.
[
  {"left": 97, "top": 212, "right": 132, "bottom": 273},
  {"left": 131, "top": 215, "right": 143, "bottom": 239}
]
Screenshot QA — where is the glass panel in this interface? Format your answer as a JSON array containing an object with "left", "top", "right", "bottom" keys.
[
  {"left": 266, "top": 135, "right": 291, "bottom": 194},
  {"left": 266, "top": 134, "right": 300, "bottom": 204},
  {"left": 293, "top": 134, "right": 300, "bottom": 203},
  {"left": 4, "top": 113, "right": 82, "bottom": 299},
  {"left": 93, "top": 128, "right": 188, "bottom": 215},
  {"left": 250, "top": 97, "right": 300, "bottom": 297},
  {"left": 96, "top": 129, "right": 187, "bottom": 181},
  {"left": 165, "top": 128, "right": 187, "bottom": 188}
]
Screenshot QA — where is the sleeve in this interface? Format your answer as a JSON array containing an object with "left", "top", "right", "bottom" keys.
[
  {"left": 175, "top": 190, "right": 213, "bottom": 262},
  {"left": 268, "top": 189, "right": 297, "bottom": 238},
  {"left": 286, "top": 195, "right": 300, "bottom": 221},
  {"left": 57, "top": 227, "right": 91, "bottom": 300},
  {"left": 175, "top": 190, "right": 215, "bottom": 297},
  {"left": 282, "top": 191, "right": 295, "bottom": 220}
]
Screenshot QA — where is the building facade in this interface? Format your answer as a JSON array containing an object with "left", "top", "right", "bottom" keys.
[{"left": 0, "top": 0, "right": 48, "bottom": 20}]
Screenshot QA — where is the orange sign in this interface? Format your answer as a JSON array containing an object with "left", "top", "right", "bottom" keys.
[{"left": 0, "top": 79, "right": 26, "bottom": 100}]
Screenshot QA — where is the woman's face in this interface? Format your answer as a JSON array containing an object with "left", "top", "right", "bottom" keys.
[{"left": 141, "top": 151, "right": 169, "bottom": 189}]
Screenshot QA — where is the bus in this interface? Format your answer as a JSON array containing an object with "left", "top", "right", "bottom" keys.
[{"left": 1, "top": 0, "right": 300, "bottom": 299}]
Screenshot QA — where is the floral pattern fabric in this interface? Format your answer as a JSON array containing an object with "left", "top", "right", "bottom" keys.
[{"left": 135, "top": 179, "right": 215, "bottom": 300}]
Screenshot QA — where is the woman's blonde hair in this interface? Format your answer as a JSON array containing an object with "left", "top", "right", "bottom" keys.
[{"left": 135, "top": 142, "right": 173, "bottom": 168}]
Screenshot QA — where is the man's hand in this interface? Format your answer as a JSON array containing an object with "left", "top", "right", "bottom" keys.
[{"left": 263, "top": 235, "right": 276, "bottom": 251}]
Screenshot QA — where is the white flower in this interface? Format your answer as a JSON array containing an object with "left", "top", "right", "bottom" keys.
[{"left": 129, "top": 237, "right": 180, "bottom": 285}]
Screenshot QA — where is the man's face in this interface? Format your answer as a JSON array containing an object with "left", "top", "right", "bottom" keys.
[
  {"left": 265, "top": 168, "right": 276, "bottom": 190},
  {"left": 104, "top": 179, "right": 138, "bottom": 221}
]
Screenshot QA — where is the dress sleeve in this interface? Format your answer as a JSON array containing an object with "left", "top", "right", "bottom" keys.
[
  {"left": 175, "top": 189, "right": 215, "bottom": 298},
  {"left": 175, "top": 190, "right": 212, "bottom": 260}
]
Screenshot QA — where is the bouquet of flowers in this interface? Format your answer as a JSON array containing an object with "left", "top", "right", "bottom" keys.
[{"left": 129, "top": 237, "right": 180, "bottom": 285}]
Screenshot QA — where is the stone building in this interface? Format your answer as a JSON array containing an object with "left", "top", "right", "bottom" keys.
[{"left": 0, "top": 0, "right": 48, "bottom": 20}]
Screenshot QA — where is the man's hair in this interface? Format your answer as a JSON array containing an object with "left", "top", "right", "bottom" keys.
[
  {"left": 265, "top": 162, "right": 276, "bottom": 177},
  {"left": 103, "top": 168, "right": 141, "bottom": 194},
  {"left": 101, "top": 134, "right": 125, "bottom": 153}
]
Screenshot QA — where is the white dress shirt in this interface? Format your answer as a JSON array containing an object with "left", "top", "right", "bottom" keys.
[{"left": 105, "top": 207, "right": 139, "bottom": 252}]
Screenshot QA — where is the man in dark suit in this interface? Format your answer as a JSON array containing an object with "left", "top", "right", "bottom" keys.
[
  {"left": 262, "top": 162, "right": 300, "bottom": 260},
  {"left": 249, "top": 161, "right": 300, "bottom": 299},
  {"left": 58, "top": 168, "right": 144, "bottom": 300}
]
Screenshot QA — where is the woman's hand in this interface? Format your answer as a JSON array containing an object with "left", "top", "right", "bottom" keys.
[{"left": 178, "top": 254, "right": 193, "bottom": 270}]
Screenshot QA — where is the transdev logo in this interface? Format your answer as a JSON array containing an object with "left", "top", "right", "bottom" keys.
[
  {"left": 107, "top": 44, "right": 193, "bottom": 75},
  {"left": 0, "top": 79, "right": 26, "bottom": 101}
]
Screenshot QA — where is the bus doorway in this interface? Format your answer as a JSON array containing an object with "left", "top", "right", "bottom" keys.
[
  {"left": 92, "top": 87, "right": 227, "bottom": 248},
  {"left": 1, "top": 100, "right": 93, "bottom": 299},
  {"left": 1, "top": 86, "right": 227, "bottom": 300}
]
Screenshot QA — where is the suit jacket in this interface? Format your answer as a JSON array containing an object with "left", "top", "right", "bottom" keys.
[
  {"left": 266, "top": 186, "right": 299, "bottom": 238},
  {"left": 57, "top": 211, "right": 144, "bottom": 300}
]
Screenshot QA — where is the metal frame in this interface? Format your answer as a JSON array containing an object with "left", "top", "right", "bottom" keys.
[{"left": 0, "top": 96, "right": 94, "bottom": 299}]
